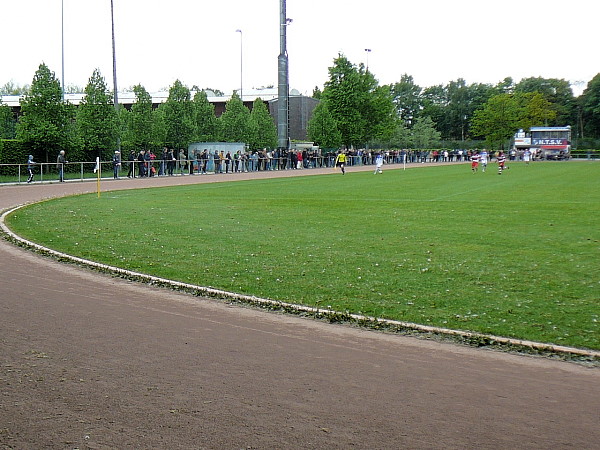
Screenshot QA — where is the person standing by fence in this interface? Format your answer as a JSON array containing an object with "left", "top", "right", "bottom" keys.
[
  {"left": 167, "top": 148, "right": 176, "bottom": 176},
  {"left": 179, "top": 149, "right": 187, "bottom": 175},
  {"left": 56, "top": 150, "right": 67, "bottom": 182},
  {"left": 127, "top": 150, "right": 136, "bottom": 178},
  {"left": 112, "top": 151, "right": 121, "bottom": 179}
]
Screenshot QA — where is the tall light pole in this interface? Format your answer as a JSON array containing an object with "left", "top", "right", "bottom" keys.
[
  {"left": 61, "top": 0, "right": 65, "bottom": 100},
  {"left": 236, "top": 29, "right": 243, "bottom": 102},
  {"left": 110, "top": 0, "right": 120, "bottom": 151},
  {"left": 277, "top": 0, "right": 291, "bottom": 151},
  {"left": 364, "top": 48, "right": 371, "bottom": 72}
]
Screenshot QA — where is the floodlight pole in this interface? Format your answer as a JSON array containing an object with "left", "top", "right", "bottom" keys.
[
  {"left": 277, "top": 0, "right": 289, "bottom": 151},
  {"left": 110, "top": 0, "right": 120, "bottom": 151},
  {"left": 61, "top": 0, "right": 65, "bottom": 101}
]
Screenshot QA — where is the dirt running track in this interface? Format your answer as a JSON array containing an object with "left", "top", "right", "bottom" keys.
[{"left": 1, "top": 166, "right": 599, "bottom": 449}]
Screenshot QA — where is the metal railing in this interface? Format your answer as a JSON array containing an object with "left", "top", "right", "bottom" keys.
[{"left": 5, "top": 150, "right": 587, "bottom": 185}]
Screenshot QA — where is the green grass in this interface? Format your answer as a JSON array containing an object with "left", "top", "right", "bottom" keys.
[{"left": 6, "top": 162, "right": 600, "bottom": 350}]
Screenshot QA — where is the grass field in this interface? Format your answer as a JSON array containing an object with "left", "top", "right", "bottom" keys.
[{"left": 6, "top": 161, "right": 600, "bottom": 350}]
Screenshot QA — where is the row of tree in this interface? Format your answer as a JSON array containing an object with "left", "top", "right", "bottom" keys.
[
  {"left": 1, "top": 64, "right": 277, "bottom": 163},
  {"left": 306, "top": 54, "right": 600, "bottom": 150},
  {"left": 3, "top": 57, "right": 600, "bottom": 161}
]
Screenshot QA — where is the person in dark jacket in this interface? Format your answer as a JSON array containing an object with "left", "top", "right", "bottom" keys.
[
  {"left": 127, "top": 150, "right": 136, "bottom": 178},
  {"left": 112, "top": 151, "right": 121, "bottom": 179}
]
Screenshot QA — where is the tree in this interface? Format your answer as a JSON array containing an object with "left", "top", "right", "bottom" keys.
[
  {"left": 579, "top": 73, "right": 600, "bottom": 137},
  {"left": 0, "top": 104, "right": 16, "bottom": 139},
  {"left": 412, "top": 116, "right": 441, "bottom": 149},
  {"left": 385, "top": 122, "right": 411, "bottom": 149},
  {"left": 516, "top": 92, "right": 557, "bottom": 131},
  {"left": 515, "top": 77, "right": 575, "bottom": 126},
  {"left": 312, "top": 86, "right": 322, "bottom": 100},
  {"left": 321, "top": 54, "right": 396, "bottom": 148},
  {"left": 122, "top": 84, "right": 155, "bottom": 150},
  {"left": 1, "top": 81, "right": 30, "bottom": 95},
  {"left": 307, "top": 101, "right": 342, "bottom": 149},
  {"left": 160, "top": 80, "right": 195, "bottom": 149},
  {"left": 218, "top": 93, "right": 251, "bottom": 143},
  {"left": 470, "top": 94, "right": 520, "bottom": 149},
  {"left": 363, "top": 81, "right": 398, "bottom": 146},
  {"left": 390, "top": 74, "right": 422, "bottom": 128},
  {"left": 248, "top": 98, "right": 277, "bottom": 150},
  {"left": 321, "top": 55, "right": 364, "bottom": 147},
  {"left": 192, "top": 90, "right": 219, "bottom": 142},
  {"left": 16, "top": 63, "right": 76, "bottom": 163},
  {"left": 495, "top": 77, "right": 515, "bottom": 95},
  {"left": 420, "top": 84, "right": 446, "bottom": 138},
  {"left": 191, "top": 86, "right": 224, "bottom": 96},
  {"left": 471, "top": 91, "right": 559, "bottom": 149},
  {"left": 76, "top": 68, "right": 119, "bottom": 161}
]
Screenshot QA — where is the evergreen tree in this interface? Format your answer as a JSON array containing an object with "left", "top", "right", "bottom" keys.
[
  {"left": 248, "top": 98, "right": 277, "bottom": 150},
  {"left": 128, "top": 84, "right": 155, "bottom": 149},
  {"left": 412, "top": 116, "right": 441, "bottom": 149},
  {"left": 16, "top": 63, "right": 76, "bottom": 163},
  {"left": 77, "top": 68, "right": 118, "bottom": 161},
  {"left": 218, "top": 93, "right": 251, "bottom": 143},
  {"left": 160, "top": 80, "right": 195, "bottom": 149},
  {"left": 192, "top": 90, "right": 219, "bottom": 141}
]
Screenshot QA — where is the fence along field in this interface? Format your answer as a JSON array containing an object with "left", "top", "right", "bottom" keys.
[{"left": 5, "top": 161, "right": 600, "bottom": 351}]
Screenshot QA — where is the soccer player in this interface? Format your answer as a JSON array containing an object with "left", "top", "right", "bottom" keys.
[
  {"left": 471, "top": 151, "right": 480, "bottom": 173},
  {"left": 374, "top": 153, "right": 384, "bottom": 174},
  {"left": 480, "top": 149, "right": 488, "bottom": 172},
  {"left": 497, "top": 151, "right": 506, "bottom": 174}
]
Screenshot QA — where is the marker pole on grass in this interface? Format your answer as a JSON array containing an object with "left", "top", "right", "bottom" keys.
[{"left": 94, "top": 157, "right": 101, "bottom": 198}]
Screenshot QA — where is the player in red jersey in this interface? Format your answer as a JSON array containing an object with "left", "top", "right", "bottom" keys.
[
  {"left": 471, "top": 151, "right": 480, "bottom": 173},
  {"left": 497, "top": 152, "right": 506, "bottom": 174}
]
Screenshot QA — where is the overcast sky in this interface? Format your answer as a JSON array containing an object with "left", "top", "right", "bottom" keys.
[{"left": 2, "top": 0, "right": 597, "bottom": 97}]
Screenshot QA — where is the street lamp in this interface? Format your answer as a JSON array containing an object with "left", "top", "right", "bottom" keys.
[
  {"left": 235, "top": 29, "right": 243, "bottom": 102},
  {"left": 364, "top": 48, "right": 371, "bottom": 72}
]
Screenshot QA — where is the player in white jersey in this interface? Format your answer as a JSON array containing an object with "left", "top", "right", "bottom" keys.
[
  {"left": 479, "top": 150, "right": 488, "bottom": 172},
  {"left": 374, "top": 153, "right": 384, "bottom": 174}
]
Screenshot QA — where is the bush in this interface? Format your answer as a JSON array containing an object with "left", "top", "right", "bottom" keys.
[{"left": 0, "top": 140, "right": 29, "bottom": 175}]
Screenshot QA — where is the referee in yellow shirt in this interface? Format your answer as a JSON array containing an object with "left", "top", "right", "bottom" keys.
[{"left": 335, "top": 150, "right": 348, "bottom": 175}]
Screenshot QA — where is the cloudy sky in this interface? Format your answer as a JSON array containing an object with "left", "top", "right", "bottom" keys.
[{"left": 1, "top": 0, "right": 597, "bottom": 97}]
